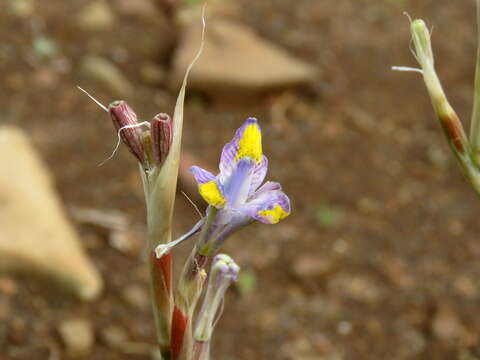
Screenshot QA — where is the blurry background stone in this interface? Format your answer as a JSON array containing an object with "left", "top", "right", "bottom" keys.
[
  {"left": 0, "top": 127, "right": 102, "bottom": 300},
  {"left": 171, "top": 6, "right": 317, "bottom": 99},
  {"left": 76, "top": 0, "right": 116, "bottom": 31},
  {"left": 58, "top": 318, "right": 95, "bottom": 356},
  {"left": 80, "top": 56, "right": 134, "bottom": 97}
]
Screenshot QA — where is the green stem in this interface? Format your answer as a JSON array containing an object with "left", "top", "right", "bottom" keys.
[
  {"left": 410, "top": 20, "right": 480, "bottom": 193},
  {"left": 197, "top": 207, "right": 218, "bottom": 247},
  {"left": 177, "top": 207, "right": 218, "bottom": 308},
  {"left": 143, "top": 168, "right": 174, "bottom": 353},
  {"left": 471, "top": 0, "right": 480, "bottom": 163}
]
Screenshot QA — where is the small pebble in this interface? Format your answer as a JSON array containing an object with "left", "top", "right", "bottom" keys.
[
  {"left": 80, "top": 56, "right": 133, "bottom": 97},
  {"left": 432, "top": 307, "right": 465, "bottom": 341},
  {"left": 58, "top": 318, "right": 94, "bottom": 356},
  {"left": 0, "top": 276, "right": 18, "bottom": 295},
  {"left": 101, "top": 325, "right": 128, "bottom": 349},
  {"left": 293, "top": 256, "right": 333, "bottom": 278},
  {"left": 336, "top": 321, "right": 352, "bottom": 335},
  {"left": 77, "top": 0, "right": 115, "bottom": 30},
  {"left": 115, "top": 0, "right": 157, "bottom": 17},
  {"left": 122, "top": 284, "right": 149, "bottom": 310},
  {"left": 8, "top": 0, "right": 34, "bottom": 18}
]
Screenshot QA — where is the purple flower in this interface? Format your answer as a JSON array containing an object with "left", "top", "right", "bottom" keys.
[{"left": 189, "top": 117, "right": 290, "bottom": 255}]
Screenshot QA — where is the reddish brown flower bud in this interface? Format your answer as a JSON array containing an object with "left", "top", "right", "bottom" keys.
[
  {"left": 108, "top": 101, "right": 145, "bottom": 164},
  {"left": 151, "top": 113, "right": 172, "bottom": 164}
]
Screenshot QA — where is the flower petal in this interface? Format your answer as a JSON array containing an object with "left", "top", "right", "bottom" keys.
[
  {"left": 219, "top": 118, "right": 263, "bottom": 186},
  {"left": 235, "top": 118, "right": 262, "bottom": 163},
  {"left": 253, "top": 181, "right": 282, "bottom": 195},
  {"left": 189, "top": 166, "right": 226, "bottom": 208},
  {"left": 196, "top": 206, "right": 252, "bottom": 256},
  {"left": 249, "top": 155, "right": 268, "bottom": 196},
  {"left": 222, "top": 157, "right": 255, "bottom": 206},
  {"left": 244, "top": 189, "right": 290, "bottom": 224}
]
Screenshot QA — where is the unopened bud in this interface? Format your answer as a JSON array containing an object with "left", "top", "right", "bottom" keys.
[
  {"left": 108, "top": 101, "right": 145, "bottom": 164},
  {"left": 411, "top": 19, "right": 434, "bottom": 69},
  {"left": 405, "top": 18, "right": 472, "bottom": 163},
  {"left": 194, "top": 254, "right": 239, "bottom": 342},
  {"left": 151, "top": 113, "right": 172, "bottom": 164},
  {"left": 409, "top": 19, "right": 449, "bottom": 110}
]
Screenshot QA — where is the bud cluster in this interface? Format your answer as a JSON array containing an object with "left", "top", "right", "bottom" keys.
[{"left": 108, "top": 101, "right": 172, "bottom": 169}]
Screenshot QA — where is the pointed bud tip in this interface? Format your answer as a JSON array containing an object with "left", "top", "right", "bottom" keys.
[
  {"left": 108, "top": 100, "right": 138, "bottom": 126},
  {"left": 411, "top": 18, "right": 426, "bottom": 29},
  {"left": 410, "top": 18, "right": 433, "bottom": 66},
  {"left": 108, "top": 100, "right": 124, "bottom": 109},
  {"left": 107, "top": 101, "right": 145, "bottom": 164},
  {"left": 153, "top": 113, "right": 171, "bottom": 123},
  {"left": 151, "top": 112, "right": 173, "bottom": 165}
]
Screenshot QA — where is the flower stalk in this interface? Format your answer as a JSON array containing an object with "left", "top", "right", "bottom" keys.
[
  {"left": 86, "top": 12, "right": 206, "bottom": 357},
  {"left": 411, "top": 20, "right": 471, "bottom": 161},
  {"left": 94, "top": 7, "right": 292, "bottom": 360},
  {"left": 471, "top": 0, "right": 480, "bottom": 160},
  {"left": 395, "top": 11, "right": 480, "bottom": 195}
]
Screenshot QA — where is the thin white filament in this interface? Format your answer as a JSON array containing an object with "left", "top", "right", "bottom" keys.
[
  {"left": 402, "top": 12, "right": 420, "bottom": 63},
  {"left": 98, "top": 121, "right": 151, "bottom": 167},
  {"left": 391, "top": 66, "right": 424, "bottom": 74},
  {"left": 184, "top": 4, "right": 207, "bottom": 79},
  {"left": 77, "top": 86, "right": 108, "bottom": 112},
  {"left": 181, "top": 190, "right": 203, "bottom": 219},
  {"left": 403, "top": 11, "right": 413, "bottom": 23},
  {"left": 408, "top": 38, "right": 419, "bottom": 63}
]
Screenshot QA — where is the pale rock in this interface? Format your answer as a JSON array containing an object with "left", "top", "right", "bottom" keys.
[
  {"left": 397, "top": 326, "right": 426, "bottom": 357},
  {"left": 8, "top": 0, "right": 34, "bottom": 18},
  {"left": 77, "top": 0, "right": 115, "bottom": 31},
  {"left": 293, "top": 255, "right": 334, "bottom": 278},
  {"left": 58, "top": 318, "right": 94, "bottom": 356},
  {"left": 432, "top": 306, "right": 465, "bottom": 341},
  {"left": 312, "top": 333, "right": 334, "bottom": 355},
  {"left": 328, "top": 273, "right": 382, "bottom": 304},
  {"left": 80, "top": 56, "right": 133, "bottom": 97},
  {"left": 0, "top": 127, "right": 102, "bottom": 300},
  {"left": 454, "top": 275, "right": 478, "bottom": 299},
  {"left": 0, "top": 276, "right": 18, "bottom": 295},
  {"left": 114, "top": 0, "right": 157, "bottom": 17},
  {"left": 356, "top": 196, "right": 380, "bottom": 214},
  {"left": 171, "top": 17, "right": 317, "bottom": 96},
  {"left": 336, "top": 320, "right": 352, "bottom": 335},
  {"left": 122, "top": 284, "right": 149, "bottom": 310},
  {"left": 101, "top": 325, "right": 128, "bottom": 349}
]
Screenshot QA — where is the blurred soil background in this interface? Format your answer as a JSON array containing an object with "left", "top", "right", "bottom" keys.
[{"left": 2, "top": 0, "right": 480, "bottom": 359}]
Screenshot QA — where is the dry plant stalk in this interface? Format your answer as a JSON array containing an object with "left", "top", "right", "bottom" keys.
[{"left": 394, "top": 1, "right": 480, "bottom": 195}]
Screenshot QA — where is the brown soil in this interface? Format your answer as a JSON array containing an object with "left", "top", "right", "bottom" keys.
[{"left": 2, "top": 0, "right": 480, "bottom": 359}]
